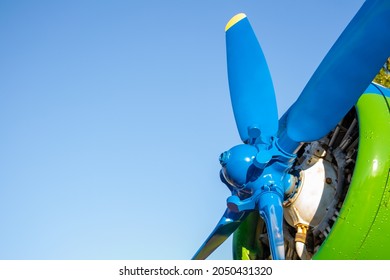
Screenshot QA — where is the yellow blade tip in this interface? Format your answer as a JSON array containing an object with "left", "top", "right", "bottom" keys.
[{"left": 225, "top": 13, "right": 247, "bottom": 32}]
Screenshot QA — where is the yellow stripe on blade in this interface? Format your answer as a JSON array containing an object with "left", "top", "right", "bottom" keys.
[{"left": 225, "top": 13, "right": 247, "bottom": 32}]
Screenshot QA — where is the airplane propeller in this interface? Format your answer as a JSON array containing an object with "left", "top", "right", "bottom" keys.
[{"left": 193, "top": 0, "right": 390, "bottom": 260}]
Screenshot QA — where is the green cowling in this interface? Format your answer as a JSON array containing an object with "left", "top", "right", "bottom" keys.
[{"left": 314, "top": 88, "right": 390, "bottom": 260}]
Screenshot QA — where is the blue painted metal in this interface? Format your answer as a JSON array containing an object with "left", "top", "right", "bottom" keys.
[
  {"left": 224, "top": 15, "right": 291, "bottom": 259},
  {"left": 211, "top": 136, "right": 294, "bottom": 260},
  {"left": 226, "top": 15, "right": 278, "bottom": 143},
  {"left": 192, "top": 209, "right": 250, "bottom": 260},
  {"left": 281, "top": 0, "right": 390, "bottom": 147},
  {"left": 221, "top": 137, "right": 295, "bottom": 260},
  {"left": 193, "top": 133, "right": 295, "bottom": 260},
  {"left": 258, "top": 191, "right": 285, "bottom": 260}
]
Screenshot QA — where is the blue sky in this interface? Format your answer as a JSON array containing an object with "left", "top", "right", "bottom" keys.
[{"left": 0, "top": 0, "right": 365, "bottom": 260}]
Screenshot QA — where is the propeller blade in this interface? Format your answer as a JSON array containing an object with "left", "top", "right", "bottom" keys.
[
  {"left": 192, "top": 209, "right": 249, "bottom": 260},
  {"left": 258, "top": 191, "right": 285, "bottom": 260},
  {"left": 285, "top": 0, "right": 390, "bottom": 143},
  {"left": 226, "top": 13, "right": 278, "bottom": 143}
]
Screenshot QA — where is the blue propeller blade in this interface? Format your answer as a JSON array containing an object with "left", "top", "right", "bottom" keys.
[
  {"left": 226, "top": 13, "right": 278, "bottom": 143},
  {"left": 284, "top": 0, "right": 390, "bottom": 144},
  {"left": 192, "top": 209, "right": 249, "bottom": 260},
  {"left": 258, "top": 191, "right": 285, "bottom": 260}
]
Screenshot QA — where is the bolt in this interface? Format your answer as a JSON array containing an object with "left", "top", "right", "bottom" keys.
[{"left": 219, "top": 151, "right": 229, "bottom": 166}]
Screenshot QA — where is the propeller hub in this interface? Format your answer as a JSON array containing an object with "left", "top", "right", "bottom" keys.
[
  {"left": 220, "top": 138, "right": 297, "bottom": 261},
  {"left": 220, "top": 138, "right": 296, "bottom": 198}
]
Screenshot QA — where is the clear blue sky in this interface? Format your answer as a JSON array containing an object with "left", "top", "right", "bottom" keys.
[{"left": 0, "top": 0, "right": 365, "bottom": 260}]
